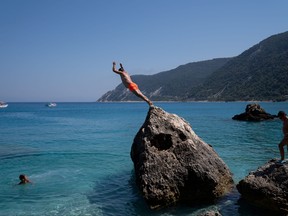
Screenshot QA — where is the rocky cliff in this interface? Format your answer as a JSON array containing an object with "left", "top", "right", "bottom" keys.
[{"left": 130, "top": 106, "right": 234, "bottom": 209}]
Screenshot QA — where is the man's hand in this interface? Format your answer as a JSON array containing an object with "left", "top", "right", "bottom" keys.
[{"left": 120, "top": 63, "right": 124, "bottom": 70}]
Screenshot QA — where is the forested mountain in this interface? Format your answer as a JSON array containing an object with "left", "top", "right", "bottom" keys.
[
  {"left": 188, "top": 31, "right": 288, "bottom": 101},
  {"left": 98, "top": 31, "right": 288, "bottom": 102}
]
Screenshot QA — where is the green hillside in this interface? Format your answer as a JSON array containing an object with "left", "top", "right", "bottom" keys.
[
  {"left": 188, "top": 31, "right": 288, "bottom": 101},
  {"left": 98, "top": 31, "right": 288, "bottom": 102}
]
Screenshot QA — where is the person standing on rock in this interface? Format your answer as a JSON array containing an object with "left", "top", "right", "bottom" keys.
[
  {"left": 278, "top": 111, "right": 288, "bottom": 162},
  {"left": 112, "top": 62, "right": 153, "bottom": 106}
]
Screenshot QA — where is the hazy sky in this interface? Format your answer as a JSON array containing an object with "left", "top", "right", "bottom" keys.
[{"left": 1, "top": 0, "right": 287, "bottom": 102}]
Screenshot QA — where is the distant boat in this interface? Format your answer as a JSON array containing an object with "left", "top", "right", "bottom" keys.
[
  {"left": 0, "top": 101, "right": 8, "bottom": 108},
  {"left": 46, "top": 102, "right": 57, "bottom": 108}
]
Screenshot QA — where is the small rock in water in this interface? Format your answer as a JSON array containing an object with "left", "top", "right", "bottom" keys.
[{"left": 232, "top": 103, "right": 276, "bottom": 121}]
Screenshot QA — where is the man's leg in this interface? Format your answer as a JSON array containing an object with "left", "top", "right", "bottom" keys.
[
  {"left": 278, "top": 137, "right": 287, "bottom": 161},
  {"left": 132, "top": 89, "right": 153, "bottom": 106}
]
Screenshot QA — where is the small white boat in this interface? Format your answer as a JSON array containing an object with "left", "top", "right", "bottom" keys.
[
  {"left": 0, "top": 101, "right": 8, "bottom": 108},
  {"left": 46, "top": 102, "right": 57, "bottom": 108}
]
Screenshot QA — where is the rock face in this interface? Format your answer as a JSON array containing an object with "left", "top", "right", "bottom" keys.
[
  {"left": 130, "top": 106, "right": 234, "bottom": 209},
  {"left": 237, "top": 159, "right": 288, "bottom": 214},
  {"left": 232, "top": 103, "right": 276, "bottom": 121}
]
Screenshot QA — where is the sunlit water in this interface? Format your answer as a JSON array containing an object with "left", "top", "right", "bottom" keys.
[{"left": 0, "top": 102, "right": 287, "bottom": 216}]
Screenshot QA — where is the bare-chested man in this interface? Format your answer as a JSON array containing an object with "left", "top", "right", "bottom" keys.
[
  {"left": 112, "top": 62, "right": 153, "bottom": 106},
  {"left": 278, "top": 111, "right": 288, "bottom": 162}
]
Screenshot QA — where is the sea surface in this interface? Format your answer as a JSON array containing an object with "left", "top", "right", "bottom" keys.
[{"left": 0, "top": 102, "right": 287, "bottom": 216}]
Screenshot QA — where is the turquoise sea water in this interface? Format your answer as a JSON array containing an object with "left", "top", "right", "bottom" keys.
[{"left": 0, "top": 102, "right": 287, "bottom": 216}]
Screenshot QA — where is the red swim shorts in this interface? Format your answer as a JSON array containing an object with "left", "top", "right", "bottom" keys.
[{"left": 128, "top": 82, "right": 139, "bottom": 91}]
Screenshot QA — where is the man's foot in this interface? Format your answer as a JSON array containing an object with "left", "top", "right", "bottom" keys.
[{"left": 276, "top": 159, "right": 288, "bottom": 164}]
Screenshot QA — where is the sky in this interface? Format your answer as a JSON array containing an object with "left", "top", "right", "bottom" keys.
[{"left": 1, "top": 0, "right": 288, "bottom": 102}]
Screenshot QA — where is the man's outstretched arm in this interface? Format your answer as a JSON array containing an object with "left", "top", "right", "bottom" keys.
[{"left": 112, "top": 61, "right": 122, "bottom": 74}]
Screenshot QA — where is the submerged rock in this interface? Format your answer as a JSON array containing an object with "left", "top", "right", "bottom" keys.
[
  {"left": 197, "top": 210, "right": 222, "bottom": 216},
  {"left": 232, "top": 103, "right": 276, "bottom": 121},
  {"left": 237, "top": 159, "right": 288, "bottom": 214},
  {"left": 130, "top": 106, "right": 234, "bottom": 209}
]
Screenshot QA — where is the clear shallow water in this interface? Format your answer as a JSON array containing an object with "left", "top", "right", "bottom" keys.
[{"left": 0, "top": 102, "right": 287, "bottom": 216}]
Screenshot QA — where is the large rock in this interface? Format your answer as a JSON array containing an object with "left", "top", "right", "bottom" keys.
[
  {"left": 232, "top": 103, "right": 276, "bottom": 121},
  {"left": 237, "top": 159, "right": 288, "bottom": 214},
  {"left": 130, "top": 106, "right": 234, "bottom": 209}
]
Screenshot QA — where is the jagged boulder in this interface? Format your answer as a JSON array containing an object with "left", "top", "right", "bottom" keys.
[
  {"left": 232, "top": 103, "right": 276, "bottom": 121},
  {"left": 130, "top": 106, "right": 234, "bottom": 209},
  {"left": 237, "top": 159, "right": 288, "bottom": 214}
]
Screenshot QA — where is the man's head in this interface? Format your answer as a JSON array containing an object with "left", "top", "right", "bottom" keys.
[
  {"left": 278, "top": 111, "right": 286, "bottom": 120},
  {"left": 19, "top": 174, "right": 28, "bottom": 182},
  {"left": 19, "top": 174, "right": 25, "bottom": 180}
]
